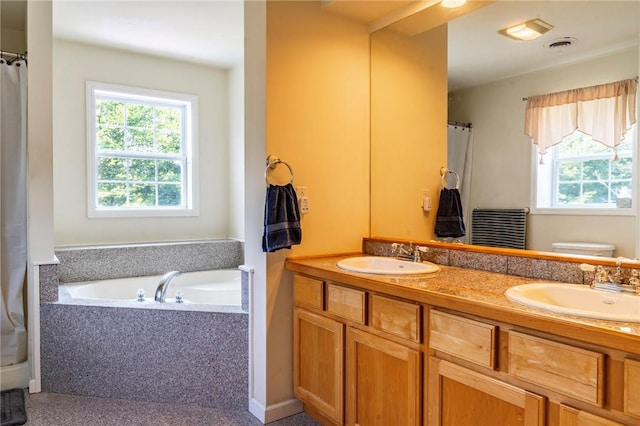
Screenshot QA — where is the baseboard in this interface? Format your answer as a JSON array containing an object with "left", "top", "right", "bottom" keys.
[{"left": 249, "top": 397, "right": 303, "bottom": 424}]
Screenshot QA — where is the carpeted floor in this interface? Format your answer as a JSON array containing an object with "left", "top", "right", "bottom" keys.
[{"left": 22, "top": 391, "right": 319, "bottom": 426}]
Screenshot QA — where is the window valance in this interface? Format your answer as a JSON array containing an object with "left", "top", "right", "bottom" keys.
[{"left": 524, "top": 78, "right": 637, "bottom": 156}]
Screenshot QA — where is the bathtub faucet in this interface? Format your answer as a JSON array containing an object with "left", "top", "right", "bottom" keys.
[{"left": 154, "top": 271, "right": 182, "bottom": 302}]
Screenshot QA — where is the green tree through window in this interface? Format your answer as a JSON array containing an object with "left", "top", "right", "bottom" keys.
[{"left": 553, "top": 132, "right": 633, "bottom": 207}]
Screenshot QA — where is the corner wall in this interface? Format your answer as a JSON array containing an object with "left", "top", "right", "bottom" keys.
[
  {"left": 52, "top": 40, "right": 232, "bottom": 246},
  {"left": 244, "top": 1, "right": 371, "bottom": 422}
]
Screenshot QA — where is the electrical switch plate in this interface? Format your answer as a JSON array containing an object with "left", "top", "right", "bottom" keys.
[
  {"left": 299, "top": 197, "right": 310, "bottom": 214},
  {"left": 420, "top": 189, "right": 431, "bottom": 211}
]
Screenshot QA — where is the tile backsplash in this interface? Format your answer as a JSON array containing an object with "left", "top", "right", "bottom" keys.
[{"left": 362, "top": 238, "right": 627, "bottom": 285}]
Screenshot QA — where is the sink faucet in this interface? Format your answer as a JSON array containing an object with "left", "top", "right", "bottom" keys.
[
  {"left": 581, "top": 261, "right": 639, "bottom": 295},
  {"left": 154, "top": 271, "right": 182, "bottom": 302},
  {"left": 391, "top": 242, "right": 427, "bottom": 262}
]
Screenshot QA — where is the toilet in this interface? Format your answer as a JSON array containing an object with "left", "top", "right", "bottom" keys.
[{"left": 551, "top": 242, "right": 615, "bottom": 257}]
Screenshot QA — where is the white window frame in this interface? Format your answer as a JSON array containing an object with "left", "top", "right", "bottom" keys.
[
  {"left": 530, "top": 125, "right": 637, "bottom": 216},
  {"left": 86, "top": 81, "right": 199, "bottom": 218}
]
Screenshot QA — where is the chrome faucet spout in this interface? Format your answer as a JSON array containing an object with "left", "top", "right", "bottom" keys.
[
  {"left": 391, "top": 242, "right": 427, "bottom": 262},
  {"left": 154, "top": 271, "right": 182, "bottom": 302},
  {"left": 584, "top": 260, "right": 640, "bottom": 295}
]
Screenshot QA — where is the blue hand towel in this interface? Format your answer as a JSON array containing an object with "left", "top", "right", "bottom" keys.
[
  {"left": 262, "top": 183, "right": 302, "bottom": 252},
  {"left": 434, "top": 188, "right": 466, "bottom": 238}
]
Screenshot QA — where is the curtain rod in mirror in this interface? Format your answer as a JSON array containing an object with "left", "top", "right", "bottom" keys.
[{"left": 521, "top": 76, "right": 638, "bottom": 101}]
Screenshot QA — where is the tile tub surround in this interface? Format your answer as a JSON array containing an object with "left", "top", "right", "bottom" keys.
[
  {"left": 42, "top": 239, "right": 245, "bottom": 304},
  {"left": 39, "top": 263, "right": 60, "bottom": 303},
  {"left": 41, "top": 303, "right": 248, "bottom": 409},
  {"left": 56, "top": 239, "right": 244, "bottom": 283}
]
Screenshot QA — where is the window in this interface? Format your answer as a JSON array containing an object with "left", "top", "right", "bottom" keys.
[
  {"left": 87, "top": 82, "right": 198, "bottom": 217},
  {"left": 533, "top": 125, "right": 636, "bottom": 213}
]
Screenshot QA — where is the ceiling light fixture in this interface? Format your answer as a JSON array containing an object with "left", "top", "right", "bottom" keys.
[
  {"left": 441, "top": 0, "right": 467, "bottom": 8},
  {"left": 499, "top": 19, "right": 553, "bottom": 41}
]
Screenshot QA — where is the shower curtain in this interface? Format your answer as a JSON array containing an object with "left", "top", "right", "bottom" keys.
[
  {"left": 1, "top": 59, "right": 28, "bottom": 367},
  {"left": 447, "top": 124, "right": 473, "bottom": 243}
]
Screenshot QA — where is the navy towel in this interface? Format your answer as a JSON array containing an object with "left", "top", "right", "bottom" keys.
[
  {"left": 262, "top": 183, "right": 302, "bottom": 252},
  {"left": 434, "top": 188, "right": 466, "bottom": 238}
]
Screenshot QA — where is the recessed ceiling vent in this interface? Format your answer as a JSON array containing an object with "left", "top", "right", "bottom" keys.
[{"left": 545, "top": 37, "right": 578, "bottom": 51}]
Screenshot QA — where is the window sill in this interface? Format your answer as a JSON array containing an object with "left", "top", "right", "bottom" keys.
[
  {"left": 530, "top": 207, "right": 635, "bottom": 216},
  {"left": 88, "top": 207, "right": 199, "bottom": 219}
]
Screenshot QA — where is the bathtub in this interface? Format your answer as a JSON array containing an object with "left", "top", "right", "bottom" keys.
[{"left": 62, "top": 269, "right": 241, "bottom": 306}]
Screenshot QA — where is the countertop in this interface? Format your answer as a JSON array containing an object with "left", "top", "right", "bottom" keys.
[{"left": 285, "top": 254, "right": 640, "bottom": 354}]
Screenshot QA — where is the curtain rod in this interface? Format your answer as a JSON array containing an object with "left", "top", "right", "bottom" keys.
[
  {"left": 0, "top": 51, "right": 28, "bottom": 65},
  {"left": 448, "top": 120, "right": 472, "bottom": 129},
  {"left": 522, "top": 76, "right": 638, "bottom": 101}
]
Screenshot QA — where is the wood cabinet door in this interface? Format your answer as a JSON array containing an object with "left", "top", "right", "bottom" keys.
[
  {"left": 428, "top": 357, "right": 545, "bottom": 426},
  {"left": 346, "top": 327, "right": 421, "bottom": 426},
  {"left": 294, "top": 308, "right": 344, "bottom": 424}
]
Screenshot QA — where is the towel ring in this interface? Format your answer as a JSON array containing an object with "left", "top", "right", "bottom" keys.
[
  {"left": 265, "top": 155, "right": 294, "bottom": 186},
  {"left": 441, "top": 170, "right": 460, "bottom": 190}
]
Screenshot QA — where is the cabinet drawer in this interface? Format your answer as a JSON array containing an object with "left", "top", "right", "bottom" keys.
[
  {"left": 558, "top": 404, "right": 624, "bottom": 426},
  {"left": 370, "top": 294, "right": 421, "bottom": 342},
  {"left": 509, "top": 331, "right": 604, "bottom": 406},
  {"left": 624, "top": 358, "right": 640, "bottom": 419},
  {"left": 326, "top": 283, "right": 366, "bottom": 324},
  {"left": 293, "top": 275, "right": 324, "bottom": 310},
  {"left": 429, "top": 310, "right": 497, "bottom": 369}
]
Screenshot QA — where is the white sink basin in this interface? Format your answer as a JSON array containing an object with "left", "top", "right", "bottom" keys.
[
  {"left": 506, "top": 283, "right": 640, "bottom": 322},
  {"left": 336, "top": 256, "right": 440, "bottom": 275}
]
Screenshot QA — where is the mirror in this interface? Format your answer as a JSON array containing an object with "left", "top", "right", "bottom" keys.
[{"left": 371, "top": 1, "right": 639, "bottom": 259}]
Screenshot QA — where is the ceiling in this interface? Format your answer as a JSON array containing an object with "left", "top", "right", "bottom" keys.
[
  {"left": 447, "top": 1, "right": 640, "bottom": 91},
  {"left": 45, "top": 1, "right": 638, "bottom": 88},
  {"left": 52, "top": 1, "right": 244, "bottom": 68}
]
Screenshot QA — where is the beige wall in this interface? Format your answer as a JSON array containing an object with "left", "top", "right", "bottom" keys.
[
  {"left": 267, "top": 2, "right": 371, "bottom": 257},
  {"left": 449, "top": 47, "right": 638, "bottom": 258},
  {"left": 371, "top": 24, "right": 448, "bottom": 241},
  {"left": 245, "top": 0, "right": 371, "bottom": 418},
  {"left": 52, "top": 40, "right": 233, "bottom": 246}
]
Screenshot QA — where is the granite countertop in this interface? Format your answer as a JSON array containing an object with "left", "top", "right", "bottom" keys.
[{"left": 285, "top": 254, "right": 640, "bottom": 353}]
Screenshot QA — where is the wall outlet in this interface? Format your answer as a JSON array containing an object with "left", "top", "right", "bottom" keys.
[{"left": 296, "top": 186, "right": 308, "bottom": 198}]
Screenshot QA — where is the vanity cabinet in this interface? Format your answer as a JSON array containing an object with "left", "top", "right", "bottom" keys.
[
  {"left": 288, "top": 262, "right": 640, "bottom": 426},
  {"left": 427, "top": 308, "right": 635, "bottom": 426},
  {"left": 293, "top": 274, "right": 422, "bottom": 425}
]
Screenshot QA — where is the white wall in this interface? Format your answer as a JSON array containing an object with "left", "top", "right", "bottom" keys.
[
  {"left": 27, "top": 2, "right": 55, "bottom": 264},
  {"left": 229, "top": 64, "right": 245, "bottom": 241},
  {"left": 52, "top": 40, "right": 232, "bottom": 246},
  {"left": 449, "top": 47, "right": 638, "bottom": 257}
]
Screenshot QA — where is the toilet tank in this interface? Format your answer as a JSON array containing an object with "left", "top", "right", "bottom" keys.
[{"left": 551, "top": 242, "right": 615, "bottom": 257}]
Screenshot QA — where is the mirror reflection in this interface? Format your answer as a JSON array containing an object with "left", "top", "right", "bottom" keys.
[{"left": 372, "top": 1, "right": 639, "bottom": 259}]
